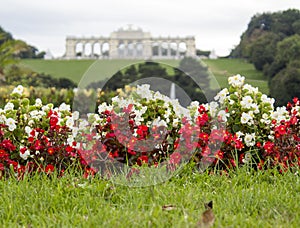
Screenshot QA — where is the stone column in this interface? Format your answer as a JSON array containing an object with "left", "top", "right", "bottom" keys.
[
  {"left": 158, "top": 42, "right": 162, "bottom": 57},
  {"left": 91, "top": 42, "right": 95, "bottom": 58},
  {"left": 82, "top": 42, "right": 86, "bottom": 57},
  {"left": 132, "top": 41, "right": 137, "bottom": 58},
  {"left": 124, "top": 40, "right": 128, "bottom": 57},
  {"left": 167, "top": 42, "right": 171, "bottom": 57},
  {"left": 98, "top": 41, "right": 102, "bottom": 58},
  {"left": 109, "top": 39, "right": 118, "bottom": 59},
  {"left": 65, "top": 38, "right": 77, "bottom": 59},
  {"left": 176, "top": 41, "right": 180, "bottom": 58},
  {"left": 186, "top": 37, "right": 196, "bottom": 57},
  {"left": 143, "top": 39, "right": 152, "bottom": 59}
]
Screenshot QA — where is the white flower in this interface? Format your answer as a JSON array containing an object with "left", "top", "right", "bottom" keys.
[
  {"left": 153, "top": 91, "right": 165, "bottom": 100},
  {"left": 228, "top": 74, "right": 245, "bottom": 88},
  {"left": 261, "top": 94, "right": 275, "bottom": 107},
  {"left": 163, "top": 108, "right": 172, "bottom": 119},
  {"left": 217, "top": 110, "right": 229, "bottom": 122},
  {"left": 243, "top": 84, "right": 258, "bottom": 94},
  {"left": 28, "top": 120, "right": 34, "bottom": 127},
  {"left": 136, "top": 84, "right": 152, "bottom": 100},
  {"left": 172, "top": 118, "right": 179, "bottom": 127},
  {"left": 241, "top": 96, "right": 253, "bottom": 109},
  {"left": 0, "top": 114, "right": 6, "bottom": 124},
  {"left": 25, "top": 126, "right": 32, "bottom": 135},
  {"left": 241, "top": 112, "right": 254, "bottom": 126},
  {"left": 251, "top": 103, "right": 260, "bottom": 114},
  {"left": 5, "top": 118, "right": 16, "bottom": 131},
  {"left": 228, "top": 98, "right": 235, "bottom": 105},
  {"left": 98, "top": 102, "right": 113, "bottom": 113},
  {"left": 244, "top": 133, "right": 256, "bottom": 147},
  {"left": 208, "top": 101, "right": 219, "bottom": 117},
  {"left": 65, "top": 116, "right": 74, "bottom": 128},
  {"left": 12, "top": 85, "right": 24, "bottom": 95},
  {"left": 268, "top": 135, "right": 274, "bottom": 141},
  {"left": 242, "top": 152, "right": 252, "bottom": 163},
  {"left": 236, "top": 131, "right": 244, "bottom": 139},
  {"left": 72, "top": 127, "right": 79, "bottom": 138},
  {"left": 73, "top": 88, "right": 78, "bottom": 94},
  {"left": 4, "top": 102, "right": 14, "bottom": 111},
  {"left": 67, "top": 136, "right": 75, "bottom": 146},
  {"left": 72, "top": 111, "right": 79, "bottom": 120},
  {"left": 59, "top": 103, "right": 70, "bottom": 112},
  {"left": 134, "top": 107, "right": 147, "bottom": 125},
  {"left": 79, "top": 119, "right": 89, "bottom": 130},
  {"left": 260, "top": 113, "right": 271, "bottom": 124},
  {"left": 35, "top": 98, "right": 42, "bottom": 107},
  {"left": 20, "top": 149, "right": 30, "bottom": 160},
  {"left": 270, "top": 107, "right": 289, "bottom": 122},
  {"left": 214, "top": 88, "right": 229, "bottom": 103},
  {"left": 190, "top": 101, "right": 199, "bottom": 108},
  {"left": 171, "top": 99, "right": 190, "bottom": 119},
  {"left": 152, "top": 117, "right": 167, "bottom": 127}
]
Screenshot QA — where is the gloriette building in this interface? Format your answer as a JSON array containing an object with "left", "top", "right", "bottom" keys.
[{"left": 64, "top": 25, "right": 196, "bottom": 59}]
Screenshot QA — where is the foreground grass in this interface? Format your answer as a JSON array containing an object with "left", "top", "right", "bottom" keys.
[{"left": 1, "top": 167, "right": 299, "bottom": 227}]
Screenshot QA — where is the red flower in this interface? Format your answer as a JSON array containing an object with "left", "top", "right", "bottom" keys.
[
  {"left": 137, "top": 155, "right": 149, "bottom": 166},
  {"left": 49, "top": 116, "right": 58, "bottom": 128},
  {"left": 169, "top": 152, "right": 181, "bottom": 165},
  {"left": 198, "top": 105, "right": 206, "bottom": 114},
  {"left": 197, "top": 113, "right": 209, "bottom": 126},
  {"left": 263, "top": 141, "right": 274, "bottom": 154},
  {"left": 290, "top": 116, "right": 298, "bottom": 125},
  {"left": 199, "top": 132, "right": 209, "bottom": 142},
  {"left": 45, "top": 164, "right": 55, "bottom": 173},
  {"left": 256, "top": 142, "right": 262, "bottom": 148},
  {"left": 0, "top": 163, "right": 4, "bottom": 171},
  {"left": 83, "top": 167, "right": 96, "bottom": 178},
  {"left": 0, "top": 149, "right": 9, "bottom": 159},
  {"left": 34, "top": 140, "right": 43, "bottom": 150},
  {"left": 215, "top": 150, "right": 224, "bottom": 160},
  {"left": 275, "top": 125, "right": 286, "bottom": 136},
  {"left": 1, "top": 139, "right": 16, "bottom": 151},
  {"left": 47, "top": 147, "right": 55, "bottom": 155},
  {"left": 293, "top": 97, "right": 299, "bottom": 105}
]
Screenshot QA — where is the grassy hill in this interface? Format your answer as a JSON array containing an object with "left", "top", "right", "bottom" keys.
[
  {"left": 202, "top": 58, "right": 268, "bottom": 93},
  {"left": 20, "top": 58, "right": 268, "bottom": 94}
]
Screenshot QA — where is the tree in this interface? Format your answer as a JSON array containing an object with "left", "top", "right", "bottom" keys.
[
  {"left": 0, "top": 37, "right": 28, "bottom": 79},
  {"left": 270, "top": 60, "right": 300, "bottom": 106},
  {"left": 249, "top": 32, "right": 280, "bottom": 71},
  {"left": 178, "top": 57, "right": 210, "bottom": 90}
]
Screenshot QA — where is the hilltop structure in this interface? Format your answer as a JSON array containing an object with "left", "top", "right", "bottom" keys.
[{"left": 64, "top": 25, "right": 196, "bottom": 59}]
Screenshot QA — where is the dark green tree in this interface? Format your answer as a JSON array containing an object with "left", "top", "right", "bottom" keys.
[{"left": 270, "top": 60, "right": 300, "bottom": 106}]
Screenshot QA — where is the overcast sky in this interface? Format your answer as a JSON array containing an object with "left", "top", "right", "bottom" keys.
[{"left": 1, "top": 0, "right": 300, "bottom": 57}]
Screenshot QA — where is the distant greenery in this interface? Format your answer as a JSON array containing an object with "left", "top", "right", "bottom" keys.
[
  {"left": 0, "top": 26, "right": 45, "bottom": 59},
  {"left": 20, "top": 59, "right": 180, "bottom": 87},
  {"left": 230, "top": 8, "right": 300, "bottom": 106},
  {"left": 5, "top": 65, "right": 76, "bottom": 89},
  {"left": 88, "top": 58, "right": 215, "bottom": 105},
  {"left": 21, "top": 58, "right": 268, "bottom": 93},
  {"left": 0, "top": 26, "right": 75, "bottom": 88},
  {"left": 202, "top": 58, "right": 268, "bottom": 94},
  {"left": 196, "top": 49, "right": 211, "bottom": 57}
]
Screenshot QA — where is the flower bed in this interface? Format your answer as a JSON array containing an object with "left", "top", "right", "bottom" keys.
[{"left": 0, "top": 75, "right": 299, "bottom": 178}]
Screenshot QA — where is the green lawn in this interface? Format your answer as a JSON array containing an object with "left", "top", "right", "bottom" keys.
[
  {"left": 202, "top": 58, "right": 269, "bottom": 94},
  {"left": 20, "top": 58, "right": 269, "bottom": 94},
  {"left": 1, "top": 167, "right": 299, "bottom": 227}
]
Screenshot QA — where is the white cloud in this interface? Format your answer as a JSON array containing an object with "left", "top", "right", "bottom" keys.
[{"left": 1, "top": 0, "right": 300, "bottom": 57}]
